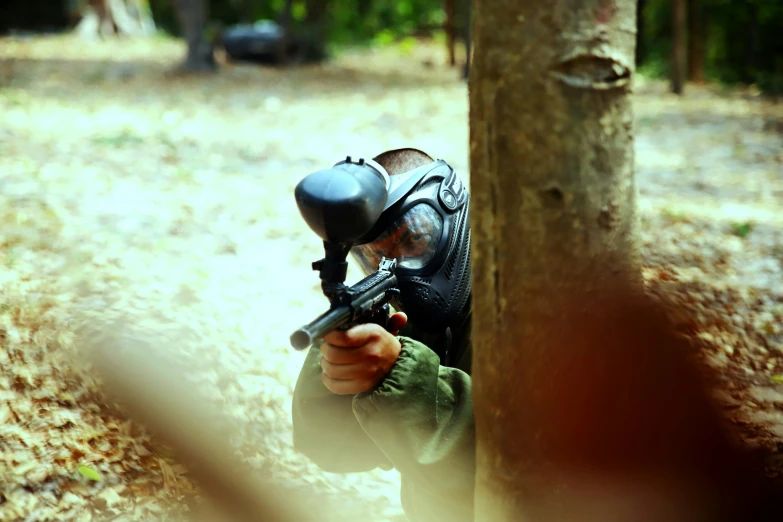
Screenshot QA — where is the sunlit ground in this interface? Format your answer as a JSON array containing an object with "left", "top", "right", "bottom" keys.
[{"left": 0, "top": 34, "right": 782, "bottom": 521}]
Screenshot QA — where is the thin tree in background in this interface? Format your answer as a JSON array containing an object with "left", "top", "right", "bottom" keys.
[
  {"left": 75, "top": 0, "right": 155, "bottom": 38},
  {"left": 671, "top": 0, "right": 687, "bottom": 93},
  {"left": 635, "top": 0, "right": 647, "bottom": 66},
  {"left": 277, "top": 0, "right": 295, "bottom": 64},
  {"left": 462, "top": 0, "right": 471, "bottom": 80},
  {"left": 304, "top": 0, "right": 329, "bottom": 61},
  {"left": 687, "top": 0, "right": 706, "bottom": 83},
  {"left": 445, "top": 0, "right": 456, "bottom": 66},
  {"left": 172, "top": 0, "right": 217, "bottom": 73}
]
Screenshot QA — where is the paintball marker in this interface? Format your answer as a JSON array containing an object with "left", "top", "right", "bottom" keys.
[{"left": 289, "top": 156, "right": 401, "bottom": 350}]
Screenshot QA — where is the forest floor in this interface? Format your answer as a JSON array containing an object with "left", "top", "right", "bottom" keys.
[{"left": 0, "top": 34, "right": 782, "bottom": 522}]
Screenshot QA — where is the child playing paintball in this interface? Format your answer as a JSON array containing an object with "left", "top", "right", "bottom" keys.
[{"left": 292, "top": 148, "right": 475, "bottom": 522}]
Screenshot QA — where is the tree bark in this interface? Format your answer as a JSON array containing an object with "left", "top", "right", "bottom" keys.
[
  {"left": 743, "top": 3, "right": 759, "bottom": 84},
  {"left": 687, "top": 0, "right": 705, "bottom": 83},
  {"left": 671, "top": 0, "right": 687, "bottom": 94},
  {"left": 108, "top": 0, "right": 156, "bottom": 36},
  {"left": 469, "top": 0, "right": 678, "bottom": 519},
  {"left": 445, "top": 0, "right": 456, "bottom": 66},
  {"left": 635, "top": 0, "right": 647, "bottom": 67},
  {"left": 75, "top": 0, "right": 117, "bottom": 38},
  {"left": 75, "top": 0, "right": 155, "bottom": 38},
  {"left": 469, "top": 2, "right": 780, "bottom": 521},
  {"left": 277, "top": 0, "right": 295, "bottom": 64},
  {"left": 239, "top": 0, "right": 255, "bottom": 24},
  {"left": 461, "top": 0, "right": 472, "bottom": 80},
  {"left": 304, "top": 0, "right": 329, "bottom": 60},
  {"left": 172, "top": 0, "right": 217, "bottom": 72}
]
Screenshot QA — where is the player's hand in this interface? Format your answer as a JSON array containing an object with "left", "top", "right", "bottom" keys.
[{"left": 319, "top": 312, "right": 408, "bottom": 395}]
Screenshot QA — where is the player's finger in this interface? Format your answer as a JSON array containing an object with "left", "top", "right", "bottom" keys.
[
  {"left": 319, "top": 342, "right": 363, "bottom": 364},
  {"left": 387, "top": 312, "right": 408, "bottom": 336},
  {"left": 320, "top": 358, "right": 367, "bottom": 380},
  {"left": 321, "top": 374, "right": 370, "bottom": 396},
  {"left": 323, "top": 323, "right": 382, "bottom": 347}
]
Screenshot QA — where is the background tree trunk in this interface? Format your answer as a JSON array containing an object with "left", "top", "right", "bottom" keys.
[
  {"left": 671, "top": 0, "right": 687, "bottom": 94},
  {"left": 445, "top": 0, "right": 456, "bottom": 66},
  {"left": 76, "top": 0, "right": 118, "bottom": 38},
  {"left": 469, "top": 1, "right": 780, "bottom": 520},
  {"left": 75, "top": 0, "right": 155, "bottom": 38},
  {"left": 743, "top": 3, "right": 759, "bottom": 84},
  {"left": 238, "top": 0, "right": 255, "bottom": 24},
  {"left": 277, "top": 0, "right": 295, "bottom": 64},
  {"left": 461, "top": 0, "right": 471, "bottom": 80},
  {"left": 687, "top": 0, "right": 705, "bottom": 83},
  {"left": 304, "top": 0, "right": 329, "bottom": 60},
  {"left": 635, "top": 0, "right": 647, "bottom": 67},
  {"left": 172, "top": 0, "right": 217, "bottom": 72},
  {"left": 469, "top": 0, "right": 643, "bottom": 515}
]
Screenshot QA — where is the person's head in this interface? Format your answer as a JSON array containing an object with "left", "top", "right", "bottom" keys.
[{"left": 349, "top": 148, "right": 472, "bottom": 335}]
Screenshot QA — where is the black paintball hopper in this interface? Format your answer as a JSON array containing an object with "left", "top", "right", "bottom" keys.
[
  {"left": 294, "top": 157, "right": 390, "bottom": 244},
  {"left": 291, "top": 156, "right": 403, "bottom": 350}
]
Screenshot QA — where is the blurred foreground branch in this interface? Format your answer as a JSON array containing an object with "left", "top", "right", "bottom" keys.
[{"left": 82, "top": 321, "right": 340, "bottom": 522}]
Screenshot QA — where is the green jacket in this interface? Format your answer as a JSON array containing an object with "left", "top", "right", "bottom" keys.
[{"left": 291, "top": 313, "right": 474, "bottom": 522}]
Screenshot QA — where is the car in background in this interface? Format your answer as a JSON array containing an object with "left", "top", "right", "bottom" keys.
[{"left": 219, "top": 20, "right": 325, "bottom": 66}]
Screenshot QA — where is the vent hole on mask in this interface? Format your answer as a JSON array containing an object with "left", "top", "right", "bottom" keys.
[
  {"left": 433, "top": 293, "right": 446, "bottom": 307},
  {"left": 413, "top": 285, "right": 430, "bottom": 302}
]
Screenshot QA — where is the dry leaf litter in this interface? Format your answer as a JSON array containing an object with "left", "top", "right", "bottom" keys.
[{"left": 0, "top": 35, "right": 782, "bottom": 521}]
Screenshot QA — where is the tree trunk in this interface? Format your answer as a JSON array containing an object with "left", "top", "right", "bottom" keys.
[
  {"left": 743, "top": 4, "right": 759, "bottom": 84},
  {"left": 75, "top": 0, "right": 155, "bottom": 38},
  {"left": 304, "top": 0, "right": 329, "bottom": 60},
  {"left": 172, "top": 0, "right": 217, "bottom": 73},
  {"left": 445, "top": 0, "right": 456, "bottom": 66},
  {"left": 469, "top": 1, "right": 780, "bottom": 520},
  {"left": 238, "top": 0, "right": 255, "bottom": 24},
  {"left": 469, "top": 0, "right": 644, "bottom": 515},
  {"left": 76, "top": 0, "right": 117, "bottom": 38},
  {"left": 472, "top": 0, "right": 687, "bottom": 519},
  {"left": 461, "top": 0, "right": 472, "bottom": 80},
  {"left": 113, "top": 0, "right": 156, "bottom": 36},
  {"left": 635, "top": 0, "right": 647, "bottom": 67},
  {"left": 277, "top": 0, "right": 295, "bottom": 64},
  {"left": 687, "top": 0, "right": 705, "bottom": 83},
  {"left": 671, "top": 0, "right": 687, "bottom": 94}
]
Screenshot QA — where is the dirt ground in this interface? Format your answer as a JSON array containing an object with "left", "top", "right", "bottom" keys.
[{"left": 0, "top": 35, "right": 782, "bottom": 521}]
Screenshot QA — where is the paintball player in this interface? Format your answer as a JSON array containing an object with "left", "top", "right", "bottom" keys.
[{"left": 291, "top": 148, "right": 475, "bottom": 522}]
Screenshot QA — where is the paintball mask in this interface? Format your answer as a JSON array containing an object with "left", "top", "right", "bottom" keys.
[{"left": 348, "top": 150, "right": 472, "bottom": 334}]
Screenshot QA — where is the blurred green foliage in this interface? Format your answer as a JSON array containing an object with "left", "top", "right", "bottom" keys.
[
  {"left": 640, "top": 0, "right": 783, "bottom": 94},
  {"left": 2, "top": 0, "right": 781, "bottom": 94},
  {"left": 148, "top": 0, "right": 466, "bottom": 49},
  {"left": 149, "top": 0, "right": 781, "bottom": 93}
]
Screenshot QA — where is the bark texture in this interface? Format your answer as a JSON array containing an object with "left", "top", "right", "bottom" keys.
[
  {"left": 635, "top": 0, "right": 647, "bottom": 66},
  {"left": 75, "top": 0, "right": 156, "bottom": 38},
  {"left": 469, "top": 2, "right": 780, "bottom": 521},
  {"left": 671, "top": 0, "right": 687, "bottom": 94},
  {"left": 445, "top": 0, "right": 457, "bottom": 66},
  {"left": 462, "top": 0, "right": 472, "bottom": 80},
  {"left": 469, "top": 0, "right": 643, "bottom": 519},
  {"left": 304, "top": 0, "right": 329, "bottom": 61},
  {"left": 687, "top": 0, "right": 706, "bottom": 83},
  {"left": 173, "top": 0, "right": 217, "bottom": 72}
]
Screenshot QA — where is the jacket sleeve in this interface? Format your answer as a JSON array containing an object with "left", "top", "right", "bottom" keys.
[
  {"left": 291, "top": 336, "right": 475, "bottom": 520},
  {"left": 352, "top": 336, "right": 475, "bottom": 511},
  {"left": 291, "top": 344, "right": 393, "bottom": 473}
]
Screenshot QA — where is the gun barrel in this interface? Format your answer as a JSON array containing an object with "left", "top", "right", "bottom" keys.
[{"left": 290, "top": 305, "right": 352, "bottom": 350}]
